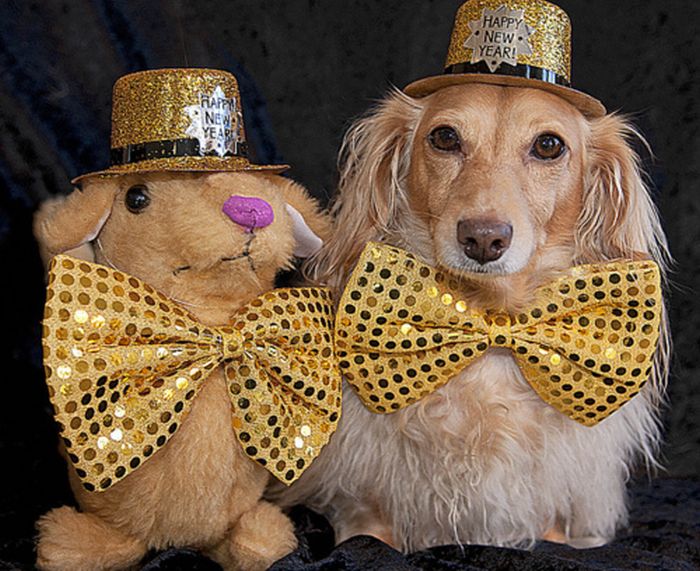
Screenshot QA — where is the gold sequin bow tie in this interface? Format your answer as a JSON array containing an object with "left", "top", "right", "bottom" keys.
[
  {"left": 336, "top": 243, "right": 662, "bottom": 426},
  {"left": 43, "top": 255, "right": 341, "bottom": 492}
]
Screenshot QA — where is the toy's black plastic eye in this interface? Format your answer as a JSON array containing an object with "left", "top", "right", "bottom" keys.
[
  {"left": 429, "top": 126, "right": 462, "bottom": 153},
  {"left": 125, "top": 185, "right": 150, "bottom": 213},
  {"left": 532, "top": 133, "right": 566, "bottom": 160}
]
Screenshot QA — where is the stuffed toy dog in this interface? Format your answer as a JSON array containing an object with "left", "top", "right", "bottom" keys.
[{"left": 33, "top": 69, "right": 340, "bottom": 571}]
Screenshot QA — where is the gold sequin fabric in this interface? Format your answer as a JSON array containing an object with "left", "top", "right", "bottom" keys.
[
  {"left": 335, "top": 243, "right": 662, "bottom": 426},
  {"left": 446, "top": 0, "right": 572, "bottom": 80},
  {"left": 43, "top": 255, "right": 341, "bottom": 491}
]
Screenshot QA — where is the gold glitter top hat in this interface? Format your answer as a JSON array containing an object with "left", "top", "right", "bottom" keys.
[
  {"left": 73, "top": 68, "right": 288, "bottom": 184},
  {"left": 404, "top": 0, "right": 605, "bottom": 117}
]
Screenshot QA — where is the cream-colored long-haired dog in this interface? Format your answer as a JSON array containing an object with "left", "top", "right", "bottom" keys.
[{"left": 276, "top": 0, "right": 670, "bottom": 552}]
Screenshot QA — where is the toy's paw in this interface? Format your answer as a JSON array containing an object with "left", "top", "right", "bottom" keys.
[
  {"left": 227, "top": 501, "right": 297, "bottom": 571},
  {"left": 36, "top": 506, "right": 147, "bottom": 571}
]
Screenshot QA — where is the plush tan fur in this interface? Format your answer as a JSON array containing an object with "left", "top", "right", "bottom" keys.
[
  {"left": 275, "top": 85, "right": 671, "bottom": 551},
  {"left": 33, "top": 171, "right": 330, "bottom": 570}
]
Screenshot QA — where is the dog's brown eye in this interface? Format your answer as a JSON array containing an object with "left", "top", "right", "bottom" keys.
[
  {"left": 532, "top": 134, "right": 566, "bottom": 160},
  {"left": 429, "top": 126, "right": 461, "bottom": 153},
  {"left": 125, "top": 185, "right": 150, "bottom": 213}
]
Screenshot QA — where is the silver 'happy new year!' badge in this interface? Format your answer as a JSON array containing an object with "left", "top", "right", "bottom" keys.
[
  {"left": 185, "top": 86, "right": 243, "bottom": 157},
  {"left": 464, "top": 5, "right": 535, "bottom": 72}
]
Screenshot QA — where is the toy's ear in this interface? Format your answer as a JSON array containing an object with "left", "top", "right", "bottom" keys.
[
  {"left": 34, "top": 183, "right": 116, "bottom": 263},
  {"left": 273, "top": 177, "right": 332, "bottom": 259},
  {"left": 285, "top": 203, "right": 323, "bottom": 258}
]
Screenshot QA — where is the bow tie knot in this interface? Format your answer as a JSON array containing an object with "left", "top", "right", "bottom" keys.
[
  {"left": 485, "top": 313, "right": 514, "bottom": 347},
  {"left": 219, "top": 328, "right": 244, "bottom": 360}
]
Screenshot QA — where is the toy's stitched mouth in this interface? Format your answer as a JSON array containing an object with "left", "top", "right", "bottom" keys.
[
  {"left": 220, "top": 233, "right": 257, "bottom": 272},
  {"left": 172, "top": 234, "right": 258, "bottom": 276},
  {"left": 173, "top": 265, "right": 191, "bottom": 276},
  {"left": 220, "top": 253, "right": 247, "bottom": 262},
  {"left": 220, "top": 251, "right": 256, "bottom": 272}
]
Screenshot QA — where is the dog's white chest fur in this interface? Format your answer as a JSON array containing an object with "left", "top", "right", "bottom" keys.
[{"left": 281, "top": 350, "right": 659, "bottom": 551}]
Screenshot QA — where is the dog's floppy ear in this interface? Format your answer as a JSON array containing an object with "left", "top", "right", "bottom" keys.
[
  {"left": 576, "top": 113, "right": 669, "bottom": 266},
  {"left": 307, "top": 89, "right": 422, "bottom": 288},
  {"left": 577, "top": 114, "right": 671, "bottom": 406},
  {"left": 272, "top": 177, "right": 331, "bottom": 259},
  {"left": 34, "top": 182, "right": 116, "bottom": 264}
]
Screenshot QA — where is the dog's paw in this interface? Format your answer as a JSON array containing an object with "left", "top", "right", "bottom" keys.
[
  {"left": 566, "top": 534, "right": 610, "bottom": 549},
  {"left": 36, "top": 506, "right": 146, "bottom": 571}
]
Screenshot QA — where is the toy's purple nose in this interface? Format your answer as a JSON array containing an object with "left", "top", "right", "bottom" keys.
[{"left": 222, "top": 195, "right": 274, "bottom": 232}]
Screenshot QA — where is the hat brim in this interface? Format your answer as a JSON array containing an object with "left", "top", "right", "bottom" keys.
[
  {"left": 404, "top": 73, "right": 606, "bottom": 118},
  {"left": 72, "top": 156, "right": 289, "bottom": 185}
]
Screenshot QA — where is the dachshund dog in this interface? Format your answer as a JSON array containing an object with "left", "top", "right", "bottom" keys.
[{"left": 276, "top": 83, "right": 670, "bottom": 551}]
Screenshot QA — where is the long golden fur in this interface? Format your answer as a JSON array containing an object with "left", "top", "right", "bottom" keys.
[
  {"left": 275, "top": 84, "right": 671, "bottom": 551},
  {"left": 33, "top": 171, "right": 331, "bottom": 570}
]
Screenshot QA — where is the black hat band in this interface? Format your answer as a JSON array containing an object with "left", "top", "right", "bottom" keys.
[
  {"left": 110, "top": 138, "right": 249, "bottom": 167},
  {"left": 444, "top": 61, "right": 571, "bottom": 88}
]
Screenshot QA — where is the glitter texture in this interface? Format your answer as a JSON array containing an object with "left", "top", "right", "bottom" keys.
[
  {"left": 403, "top": 0, "right": 605, "bottom": 118},
  {"left": 335, "top": 243, "right": 662, "bottom": 427},
  {"left": 42, "top": 255, "right": 341, "bottom": 491},
  {"left": 111, "top": 68, "right": 245, "bottom": 148},
  {"left": 73, "top": 68, "right": 287, "bottom": 183},
  {"left": 446, "top": 0, "right": 571, "bottom": 80}
]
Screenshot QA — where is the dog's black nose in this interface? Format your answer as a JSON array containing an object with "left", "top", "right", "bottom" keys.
[{"left": 457, "top": 219, "right": 513, "bottom": 265}]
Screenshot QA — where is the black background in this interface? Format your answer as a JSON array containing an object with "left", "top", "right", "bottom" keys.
[{"left": 0, "top": 1, "right": 698, "bottom": 569}]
